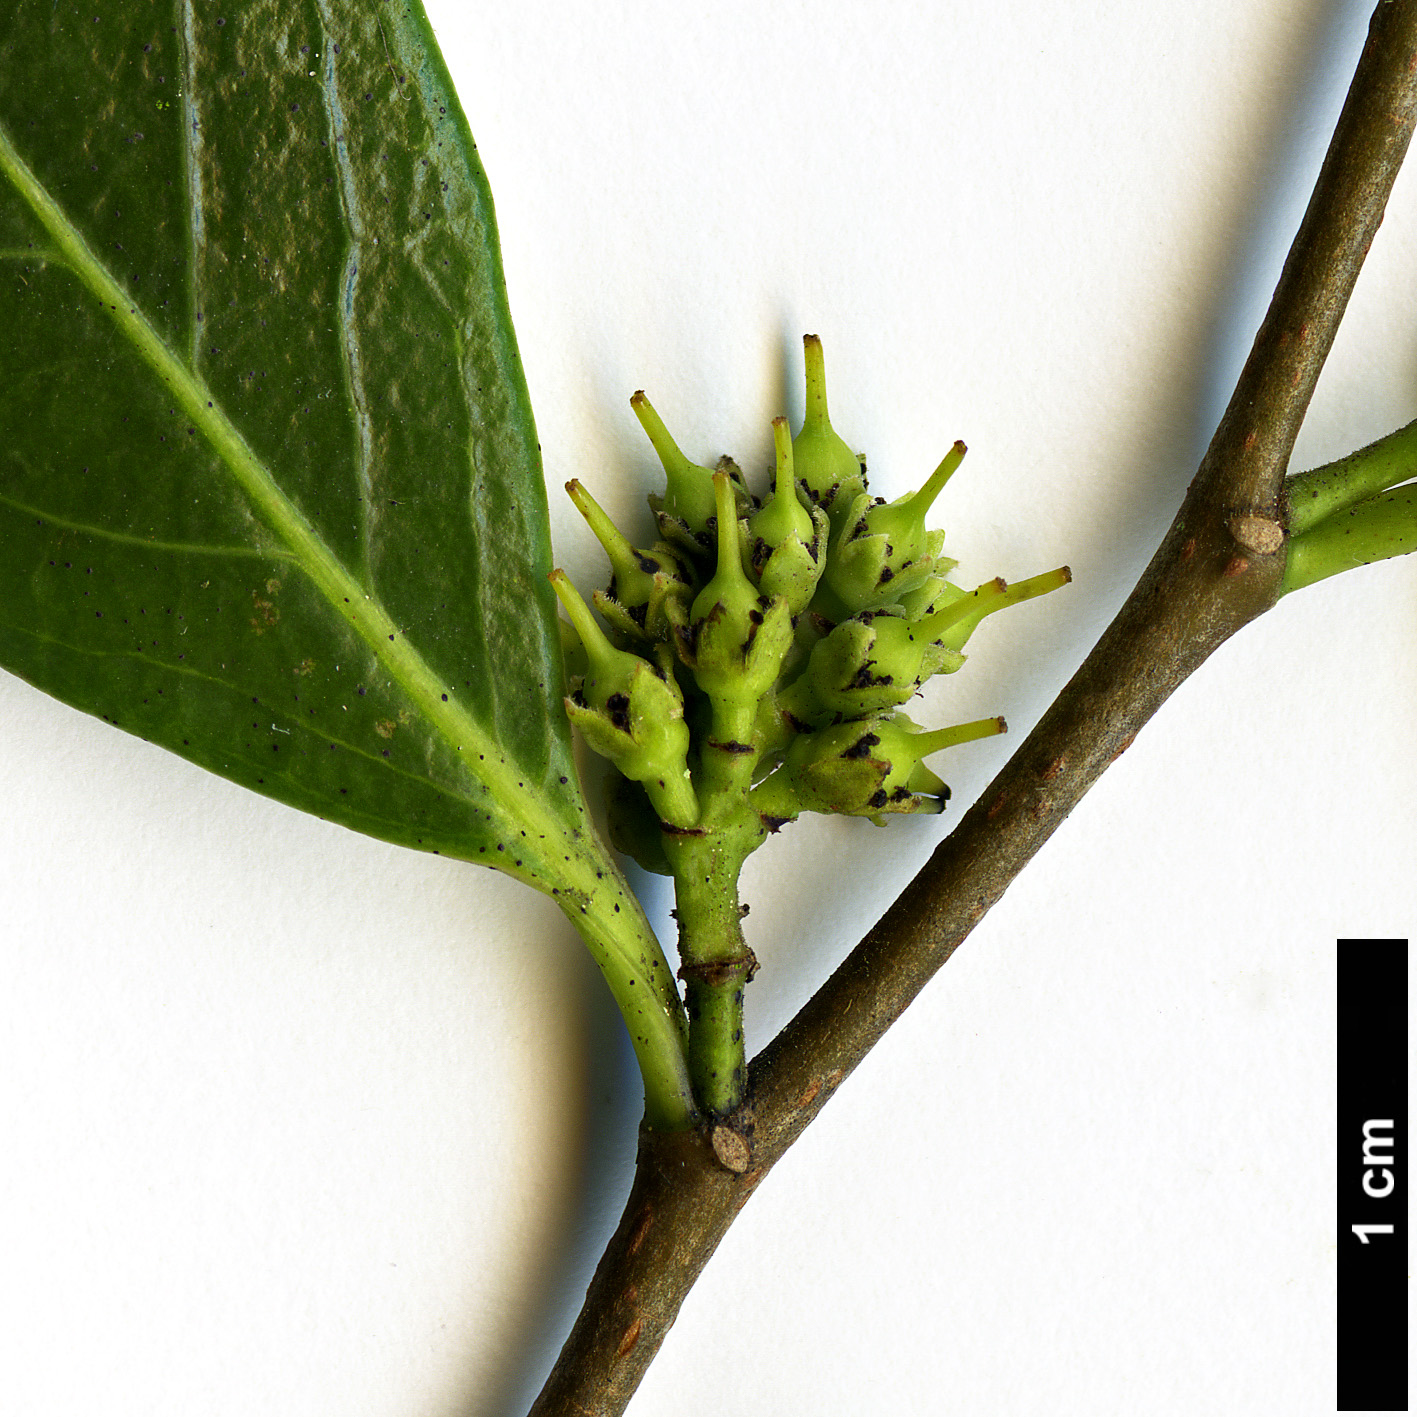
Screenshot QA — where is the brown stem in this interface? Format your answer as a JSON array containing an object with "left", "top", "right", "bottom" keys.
[{"left": 528, "top": 4, "right": 1417, "bottom": 1412}]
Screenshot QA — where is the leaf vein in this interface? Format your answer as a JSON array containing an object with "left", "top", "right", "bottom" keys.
[
  {"left": 178, "top": 0, "right": 206, "bottom": 369},
  {"left": 0, "top": 489, "right": 295, "bottom": 561},
  {"left": 316, "top": 0, "right": 377, "bottom": 584}
]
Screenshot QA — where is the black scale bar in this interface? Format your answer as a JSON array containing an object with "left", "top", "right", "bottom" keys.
[{"left": 1338, "top": 939, "right": 1408, "bottom": 1413}]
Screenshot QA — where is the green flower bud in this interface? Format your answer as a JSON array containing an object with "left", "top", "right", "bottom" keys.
[
  {"left": 772, "top": 716, "right": 891, "bottom": 816},
  {"left": 681, "top": 471, "right": 793, "bottom": 741},
  {"left": 550, "top": 570, "right": 699, "bottom": 827},
  {"left": 565, "top": 479, "right": 695, "bottom": 642},
  {"left": 866, "top": 712, "right": 1006, "bottom": 817},
  {"left": 792, "top": 335, "right": 867, "bottom": 526},
  {"left": 793, "top": 566, "right": 1073, "bottom": 721},
  {"left": 761, "top": 711, "right": 1007, "bottom": 823},
  {"left": 633, "top": 391, "right": 753, "bottom": 557},
  {"left": 798, "top": 610, "right": 928, "bottom": 720},
  {"left": 787, "top": 561, "right": 1054, "bottom": 719},
  {"left": 820, "top": 443, "right": 965, "bottom": 615},
  {"left": 748, "top": 417, "right": 829, "bottom": 616}
]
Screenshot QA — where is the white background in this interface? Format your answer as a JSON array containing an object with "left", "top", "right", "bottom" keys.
[{"left": 3, "top": 1, "right": 1415, "bottom": 1414}]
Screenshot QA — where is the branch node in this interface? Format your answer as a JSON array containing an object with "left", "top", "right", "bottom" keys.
[
  {"left": 678, "top": 951, "right": 760, "bottom": 987},
  {"left": 1227, "top": 513, "right": 1285, "bottom": 555},
  {"left": 710, "top": 1123, "right": 752, "bottom": 1173}
]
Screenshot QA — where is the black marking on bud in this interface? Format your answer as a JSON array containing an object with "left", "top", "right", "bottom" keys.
[
  {"left": 748, "top": 607, "right": 764, "bottom": 625},
  {"left": 868, "top": 789, "right": 889, "bottom": 808},
  {"left": 606, "top": 692, "right": 631, "bottom": 731},
  {"left": 842, "top": 732, "right": 881, "bottom": 759},
  {"left": 848, "top": 663, "right": 890, "bottom": 689},
  {"left": 674, "top": 619, "right": 699, "bottom": 662},
  {"left": 712, "top": 739, "right": 754, "bottom": 755},
  {"left": 760, "top": 814, "right": 791, "bottom": 833},
  {"left": 878, "top": 565, "right": 895, "bottom": 586},
  {"left": 636, "top": 554, "right": 661, "bottom": 574}
]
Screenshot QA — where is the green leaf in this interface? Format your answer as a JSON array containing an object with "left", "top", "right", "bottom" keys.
[
  {"left": 0, "top": 1, "right": 697, "bottom": 1127},
  {"left": 0, "top": 0, "right": 580, "bottom": 879}
]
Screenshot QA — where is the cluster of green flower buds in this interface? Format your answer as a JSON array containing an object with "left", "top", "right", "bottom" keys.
[{"left": 551, "top": 335, "right": 1070, "bottom": 862}]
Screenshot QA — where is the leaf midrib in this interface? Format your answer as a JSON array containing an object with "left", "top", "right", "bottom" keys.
[{"left": 0, "top": 117, "right": 570, "bottom": 854}]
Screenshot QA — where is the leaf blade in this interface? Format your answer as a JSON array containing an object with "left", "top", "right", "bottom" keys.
[{"left": 0, "top": 0, "right": 579, "bottom": 876}]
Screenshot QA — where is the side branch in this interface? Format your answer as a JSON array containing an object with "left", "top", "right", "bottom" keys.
[{"left": 1196, "top": 0, "right": 1417, "bottom": 515}]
